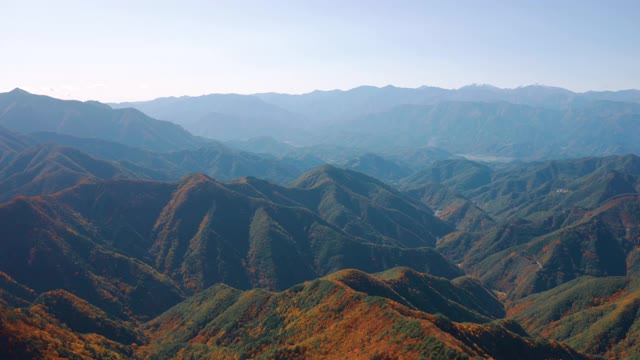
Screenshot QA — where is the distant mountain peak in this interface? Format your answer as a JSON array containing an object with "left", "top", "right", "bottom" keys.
[
  {"left": 460, "top": 83, "right": 501, "bottom": 90},
  {"left": 7, "top": 87, "right": 30, "bottom": 96}
]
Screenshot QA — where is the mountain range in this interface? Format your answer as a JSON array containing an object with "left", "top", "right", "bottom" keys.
[
  {"left": 113, "top": 84, "right": 640, "bottom": 160},
  {"left": 0, "top": 89, "right": 206, "bottom": 152},
  {"left": 3, "top": 85, "right": 640, "bottom": 359},
  {"left": 141, "top": 268, "right": 586, "bottom": 360}
]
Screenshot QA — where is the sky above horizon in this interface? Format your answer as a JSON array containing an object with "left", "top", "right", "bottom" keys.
[{"left": 1, "top": 0, "right": 639, "bottom": 102}]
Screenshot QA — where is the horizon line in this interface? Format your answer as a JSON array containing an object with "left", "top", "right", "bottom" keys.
[{"left": 3, "top": 83, "right": 639, "bottom": 104}]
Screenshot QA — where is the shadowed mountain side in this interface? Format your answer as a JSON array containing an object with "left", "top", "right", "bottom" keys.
[
  {"left": 0, "top": 271, "right": 37, "bottom": 308},
  {"left": 0, "top": 304, "right": 134, "bottom": 359},
  {"left": 32, "top": 289, "right": 145, "bottom": 345},
  {"left": 0, "top": 195, "right": 184, "bottom": 320},
  {"left": 0, "top": 167, "right": 459, "bottom": 315}
]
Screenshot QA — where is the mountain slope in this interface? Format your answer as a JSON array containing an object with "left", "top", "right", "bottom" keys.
[
  {"left": 0, "top": 167, "right": 458, "bottom": 301},
  {"left": 0, "top": 89, "right": 205, "bottom": 152},
  {"left": 0, "top": 195, "right": 184, "bottom": 319},
  {"left": 467, "top": 154, "right": 640, "bottom": 220},
  {"left": 29, "top": 131, "right": 315, "bottom": 184},
  {"left": 230, "top": 165, "right": 454, "bottom": 248},
  {"left": 402, "top": 158, "right": 493, "bottom": 192},
  {"left": 509, "top": 276, "right": 640, "bottom": 359},
  {"left": 343, "top": 153, "right": 412, "bottom": 182},
  {"left": 0, "top": 304, "right": 133, "bottom": 359},
  {"left": 453, "top": 194, "right": 640, "bottom": 301},
  {"left": 142, "top": 268, "right": 588, "bottom": 360},
  {"left": 405, "top": 183, "right": 495, "bottom": 233},
  {"left": 0, "top": 143, "right": 162, "bottom": 203},
  {"left": 163, "top": 144, "right": 305, "bottom": 184},
  {"left": 423, "top": 157, "right": 640, "bottom": 358},
  {"left": 0, "top": 126, "right": 32, "bottom": 157}
]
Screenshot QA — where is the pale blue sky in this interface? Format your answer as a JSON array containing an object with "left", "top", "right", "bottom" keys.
[{"left": 1, "top": 0, "right": 638, "bottom": 102}]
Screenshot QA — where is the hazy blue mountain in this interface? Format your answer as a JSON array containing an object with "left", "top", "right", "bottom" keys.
[
  {"left": 343, "top": 153, "right": 412, "bottom": 182},
  {"left": 113, "top": 94, "right": 307, "bottom": 141},
  {"left": 402, "top": 159, "right": 493, "bottom": 192},
  {"left": 225, "top": 136, "right": 298, "bottom": 157},
  {"left": 257, "top": 85, "right": 448, "bottom": 124},
  {"left": 111, "top": 85, "right": 640, "bottom": 160},
  {"left": 326, "top": 100, "right": 640, "bottom": 159},
  {"left": 114, "top": 85, "right": 640, "bottom": 133},
  {"left": 29, "top": 132, "right": 187, "bottom": 178},
  {"left": 325, "top": 102, "right": 557, "bottom": 156},
  {"left": 0, "top": 89, "right": 206, "bottom": 152},
  {"left": 581, "top": 89, "right": 640, "bottom": 103},
  {"left": 0, "top": 126, "right": 32, "bottom": 158},
  {"left": 28, "top": 132, "right": 318, "bottom": 184},
  {"left": 226, "top": 137, "right": 456, "bottom": 176},
  {"left": 383, "top": 146, "right": 457, "bottom": 168},
  {"left": 257, "top": 84, "right": 640, "bottom": 123},
  {"left": 163, "top": 145, "right": 307, "bottom": 184}
]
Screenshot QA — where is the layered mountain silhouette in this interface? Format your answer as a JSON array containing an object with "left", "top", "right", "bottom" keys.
[
  {"left": 0, "top": 167, "right": 457, "bottom": 308},
  {"left": 399, "top": 155, "right": 640, "bottom": 358},
  {"left": 0, "top": 89, "right": 206, "bottom": 152},
  {"left": 3, "top": 128, "right": 314, "bottom": 185},
  {"left": 0, "top": 143, "right": 167, "bottom": 203},
  {"left": 404, "top": 154, "right": 640, "bottom": 221},
  {"left": 327, "top": 100, "right": 640, "bottom": 158},
  {"left": 4, "top": 85, "right": 640, "bottom": 359},
  {"left": 402, "top": 158, "right": 493, "bottom": 192},
  {"left": 343, "top": 153, "right": 412, "bottom": 182},
  {"left": 256, "top": 84, "right": 640, "bottom": 123},
  {"left": 113, "top": 93, "right": 307, "bottom": 141},
  {"left": 114, "top": 84, "right": 640, "bottom": 160},
  {"left": 494, "top": 195, "right": 640, "bottom": 359},
  {"left": 462, "top": 194, "right": 640, "bottom": 297},
  {"left": 0, "top": 165, "right": 508, "bottom": 358}
]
